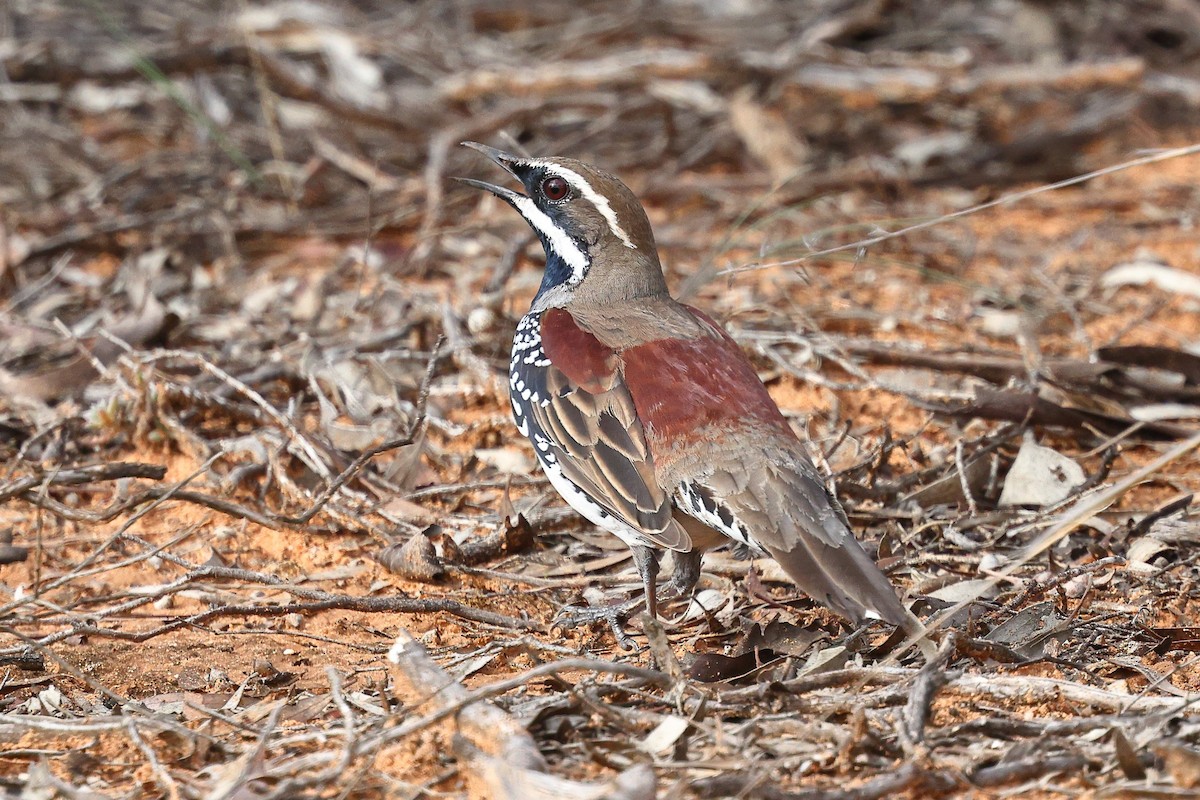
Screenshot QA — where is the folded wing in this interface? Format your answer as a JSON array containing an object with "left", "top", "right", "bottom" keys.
[{"left": 517, "top": 309, "right": 689, "bottom": 551}]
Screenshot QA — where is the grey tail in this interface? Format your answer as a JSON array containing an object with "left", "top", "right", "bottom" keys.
[{"left": 719, "top": 461, "right": 917, "bottom": 626}]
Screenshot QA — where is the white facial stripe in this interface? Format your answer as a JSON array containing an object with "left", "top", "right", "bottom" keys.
[
  {"left": 512, "top": 195, "right": 588, "bottom": 281},
  {"left": 522, "top": 159, "right": 637, "bottom": 250}
]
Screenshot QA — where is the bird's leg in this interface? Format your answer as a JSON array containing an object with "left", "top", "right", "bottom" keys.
[
  {"left": 666, "top": 549, "right": 702, "bottom": 599},
  {"left": 631, "top": 545, "right": 660, "bottom": 619},
  {"left": 554, "top": 547, "right": 661, "bottom": 650}
]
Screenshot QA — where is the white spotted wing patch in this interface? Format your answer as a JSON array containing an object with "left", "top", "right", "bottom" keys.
[
  {"left": 676, "top": 481, "right": 760, "bottom": 553},
  {"left": 510, "top": 312, "right": 552, "bottom": 403},
  {"left": 509, "top": 312, "right": 552, "bottom": 452}
]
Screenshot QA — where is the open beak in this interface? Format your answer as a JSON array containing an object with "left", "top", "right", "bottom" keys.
[{"left": 455, "top": 141, "right": 526, "bottom": 204}]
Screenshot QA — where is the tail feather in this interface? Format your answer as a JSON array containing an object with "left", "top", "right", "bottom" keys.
[
  {"left": 761, "top": 532, "right": 907, "bottom": 626},
  {"left": 687, "top": 458, "right": 914, "bottom": 626}
]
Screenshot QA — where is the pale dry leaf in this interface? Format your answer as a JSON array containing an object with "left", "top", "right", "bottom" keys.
[
  {"left": 647, "top": 79, "right": 724, "bottom": 114},
  {"left": 458, "top": 737, "right": 657, "bottom": 800},
  {"left": 22, "top": 762, "right": 110, "bottom": 800},
  {"left": 281, "top": 693, "right": 332, "bottom": 724},
  {"left": 984, "top": 600, "right": 1064, "bottom": 658},
  {"left": 3, "top": 228, "right": 31, "bottom": 267},
  {"left": 680, "top": 588, "right": 734, "bottom": 624},
  {"left": 1127, "top": 536, "right": 1172, "bottom": 575},
  {"left": 929, "top": 578, "right": 999, "bottom": 603},
  {"left": 345, "top": 691, "right": 388, "bottom": 716},
  {"left": 796, "top": 645, "right": 848, "bottom": 677},
  {"left": 450, "top": 652, "right": 500, "bottom": 682},
  {"left": 973, "top": 306, "right": 1023, "bottom": 339},
  {"left": 1130, "top": 402, "right": 1200, "bottom": 422},
  {"left": 998, "top": 434, "right": 1087, "bottom": 507},
  {"left": 380, "top": 495, "right": 437, "bottom": 525},
  {"left": 639, "top": 715, "right": 690, "bottom": 755},
  {"left": 893, "top": 131, "right": 972, "bottom": 170},
  {"left": 234, "top": 697, "right": 289, "bottom": 724},
  {"left": 324, "top": 418, "right": 396, "bottom": 451},
  {"left": 1154, "top": 740, "right": 1200, "bottom": 789},
  {"left": 236, "top": 1, "right": 338, "bottom": 33},
  {"left": 903, "top": 455, "right": 992, "bottom": 508},
  {"left": 241, "top": 276, "right": 298, "bottom": 316},
  {"left": 744, "top": 619, "right": 825, "bottom": 657},
  {"left": 68, "top": 81, "right": 151, "bottom": 112},
  {"left": 322, "top": 31, "right": 388, "bottom": 109},
  {"left": 302, "top": 563, "right": 368, "bottom": 582},
  {"left": 0, "top": 295, "right": 167, "bottom": 402},
  {"left": 30, "top": 684, "right": 68, "bottom": 715}
]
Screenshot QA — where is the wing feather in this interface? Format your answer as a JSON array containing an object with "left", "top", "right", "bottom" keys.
[{"left": 525, "top": 310, "right": 689, "bottom": 552}]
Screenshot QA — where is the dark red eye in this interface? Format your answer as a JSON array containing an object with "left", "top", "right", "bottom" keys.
[{"left": 541, "top": 176, "right": 569, "bottom": 201}]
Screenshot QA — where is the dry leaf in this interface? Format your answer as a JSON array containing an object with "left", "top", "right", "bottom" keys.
[
  {"left": 639, "top": 715, "right": 690, "bottom": 755},
  {"left": 376, "top": 531, "right": 444, "bottom": 582},
  {"left": 476, "top": 446, "right": 535, "bottom": 475},
  {"left": 998, "top": 434, "right": 1086, "bottom": 507}
]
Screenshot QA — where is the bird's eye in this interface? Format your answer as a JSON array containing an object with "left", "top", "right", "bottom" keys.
[{"left": 541, "top": 176, "right": 570, "bottom": 201}]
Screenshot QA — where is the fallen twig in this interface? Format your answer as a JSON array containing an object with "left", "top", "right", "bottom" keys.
[{"left": 385, "top": 630, "right": 657, "bottom": 800}]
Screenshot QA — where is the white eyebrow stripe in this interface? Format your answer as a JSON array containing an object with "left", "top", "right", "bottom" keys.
[
  {"left": 522, "top": 160, "right": 637, "bottom": 250},
  {"left": 512, "top": 195, "right": 589, "bottom": 282}
]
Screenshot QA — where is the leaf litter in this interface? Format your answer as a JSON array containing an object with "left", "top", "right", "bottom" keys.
[{"left": 2, "top": 1, "right": 1200, "bottom": 798}]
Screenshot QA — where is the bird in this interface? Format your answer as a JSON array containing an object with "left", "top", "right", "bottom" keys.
[{"left": 458, "top": 141, "right": 929, "bottom": 649}]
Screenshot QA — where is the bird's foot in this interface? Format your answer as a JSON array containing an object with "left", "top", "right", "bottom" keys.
[
  {"left": 662, "top": 549, "right": 703, "bottom": 606},
  {"left": 664, "top": 573, "right": 698, "bottom": 602},
  {"left": 554, "top": 596, "right": 646, "bottom": 651}
]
